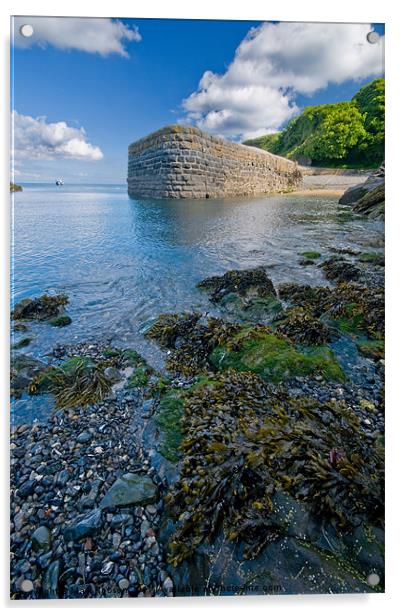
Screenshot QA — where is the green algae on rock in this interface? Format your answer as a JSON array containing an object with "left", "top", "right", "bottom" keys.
[
  {"left": 49, "top": 314, "right": 72, "bottom": 327},
  {"left": 210, "top": 327, "right": 344, "bottom": 383},
  {"left": 299, "top": 251, "right": 322, "bottom": 260},
  {"left": 357, "top": 252, "right": 385, "bottom": 266},
  {"left": 11, "top": 336, "right": 33, "bottom": 350},
  {"left": 356, "top": 339, "right": 385, "bottom": 361},
  {"left": 154, "top": 389, "right": 184, "bottom": 462}
]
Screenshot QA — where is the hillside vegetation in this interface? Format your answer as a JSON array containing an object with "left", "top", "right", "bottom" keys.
[{"left": 244, "top": 79, "right": 384, "bottom": 169}]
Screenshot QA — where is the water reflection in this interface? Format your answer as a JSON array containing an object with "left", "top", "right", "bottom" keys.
[{"left": 12, "top": 184, "right": 384, "bottom": 413}]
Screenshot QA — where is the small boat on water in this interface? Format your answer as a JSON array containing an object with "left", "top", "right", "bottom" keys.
[{"left": 55, "top": 179, "right": 64, "bottom": 186}]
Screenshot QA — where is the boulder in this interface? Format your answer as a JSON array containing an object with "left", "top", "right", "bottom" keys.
[
  {"left": 11, "top": 353, "right": 47, "bottom": 398},
  {"left": 339, "top": 165, "right": 385, "bottom": 220},
  {"left": 100, "top": 473, "right": 158, "bottom": 509},
  {"left": 64, "top": 508, "right": 103, "bottom": 542}
]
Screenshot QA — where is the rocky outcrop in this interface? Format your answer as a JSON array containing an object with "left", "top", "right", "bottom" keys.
[
  {"left": 127, "top": 125, "right": 301, "bottom": 199},
  {"left": 339, "top": 164, "right": 384, "bottom": 219}
]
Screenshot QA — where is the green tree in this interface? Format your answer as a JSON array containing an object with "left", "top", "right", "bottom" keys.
[
  {"left": 305, "top": 103, "right": 367, "bottom": 161},
  {"left": 352, "top": 78, "right": 384, "bottom": 164},
  {"left": 243, "top": 78, "right": 384, "bottom": 168}
]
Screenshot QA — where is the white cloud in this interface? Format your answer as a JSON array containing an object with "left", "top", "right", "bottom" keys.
[
  {"left": 183, "top": 22, "right": 384, "bottom": 140},
  {"left": 12, "top": 111, "right": 103, "bottom": 161},
  {"left": 13, "top": 17, "right": 141, "bottom": 57}
]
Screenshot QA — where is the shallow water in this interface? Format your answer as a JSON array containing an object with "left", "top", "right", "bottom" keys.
[{"left": 11, "top": 183, "right": 384, "bottom": 423}]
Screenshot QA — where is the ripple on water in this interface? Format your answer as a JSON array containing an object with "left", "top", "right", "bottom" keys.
[{"left": 11, "top": 185, "right": 384, "bottom": 422}]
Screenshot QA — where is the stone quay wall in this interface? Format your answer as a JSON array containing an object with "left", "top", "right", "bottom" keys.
[{"left": 127, "top": 125, "right": 301, "bottom": 199}]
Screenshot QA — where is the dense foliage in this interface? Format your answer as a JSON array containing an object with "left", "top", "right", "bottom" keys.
[{"left": 244, "top": 79, "right": 384, "bottom": 168}]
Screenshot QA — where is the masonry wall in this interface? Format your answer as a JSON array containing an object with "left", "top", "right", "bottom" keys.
[{"left": 127, "top": 125, "right": 301, "bottom": 199}]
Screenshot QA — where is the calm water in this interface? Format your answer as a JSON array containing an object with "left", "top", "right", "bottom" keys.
[{"left": 11, "top": 183, "right": 384, "bottom": 422}]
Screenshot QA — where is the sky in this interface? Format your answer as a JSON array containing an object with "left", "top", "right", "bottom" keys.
[{"left": 11, "top": 17, "right": 385, "bottom": 183}]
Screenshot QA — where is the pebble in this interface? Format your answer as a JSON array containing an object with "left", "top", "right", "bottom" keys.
[
  {"left": 118, "top": 578, "right": 130, "bottom": 591},
  {"left": 77, "top": 431, "right": 92, "bottom": 444},
  {"left": 10, "top": 341, "right": 171, "bottom": 600},
  {"left": 20, "top": 579, "right": 34, "bottom": 593}
]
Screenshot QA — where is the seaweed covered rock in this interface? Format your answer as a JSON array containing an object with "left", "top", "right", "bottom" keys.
[
  {"left": 147, "top": 313, "right": 343, "bottom": 382},
  {"left": 327, "top": 282, "right": 384, "bottom": 339},
  {"left": 165, "top": 371, "right": 384, "bottom": 567},
  {"left": 11, "top": 293, "right": 69, "bottom": 321},
  {"left": 146, "top": 313, "right": 241, "bottom": 376},
  {"left": 197, "top": 267, "right": 276, "bottom": 302},
  {"left": 275, "top": 307, "right": 334, "bottom": 345},
  {"left": 278, "top": 281, "right": 384, "bottom": 340},
  {"left": 49, "top": 314, "right": 72, "bottom": 327},
  {"left": 28, "top": 356, "right": 112, "bottom": 408},
  {"left": 319, "top": 257, "right": 361, "bottom": 283},
  {"left": 197, "top": 267, "right": 282, "bottom": 322},
  {"left": 299, "top": 251, "right": 322, "bottom": 260},
  {"left": 146, "top": 312, "right": 202, "bottom": 348},
  {"left": 278, "top": 283, "right": 332, "bottom": 316},
  {"left": 219, "top": 292, "right": 283, "bottom": 322}
]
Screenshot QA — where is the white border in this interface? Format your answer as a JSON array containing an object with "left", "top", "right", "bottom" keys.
[{"left": 1, "top": 1, "right": 400, "bottom": 614}]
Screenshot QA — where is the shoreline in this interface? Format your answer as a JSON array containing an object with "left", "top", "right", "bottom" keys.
[
  {"left": 10, "top": 251, "right": 385, "bottom": 598},
  {"left": 289, "top": 187, "right": 345, "bottom": 197}
]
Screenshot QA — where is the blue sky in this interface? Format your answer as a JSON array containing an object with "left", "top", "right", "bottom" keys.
[{"left": 11, "top": 18, "right": 384, "bottom": 183}]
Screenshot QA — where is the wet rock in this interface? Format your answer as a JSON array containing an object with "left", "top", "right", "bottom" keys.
[
  {"left": 104, "top": 366, "right": 121, "bottom": 382},
  {"left": 320, "top": 257, "right": 361, "bottom": 283},
  {"left": 197, "top": 267, "right": 277, "bottom": 303},
  {"left": 100, "top": 473, "right": 158, "bottom": 509},
  {"left": 339, "top": 166, "right": 385, "bottom": 220},
  {"left": 11, "top": 293, "right": 69, "bottom": 321},
  {"left": 299, "top": 258, "right": 315, "bottom": 266},
  {"left": 101, "top": 561, "right": 114, "bottom": 576},
  {"left": 77, "top": 431, "right": 92, "bottom": 444},
  {"left": 162, "top": 576, "right": 174, "bottom": 595},
  {"left": 43, "top": 560, "right": 60, "bottom": 599},
  {"left": 31, "top": 526, "right": 52, "bottom": 551},
  {"left": 10, "top": 353, "right": 47, "bottom": 398},
  {"left": 12, "top": 337, "right": 33, "bottom": 349},
  {"left": 56, "top": 469, "right": 70, "bottom": 486},
  {"left": 110, "top": 513, "right": 134, "bottom": 529},
  {"left": 17, "top": 479, "right": 36, "bottom": 498},
  {"left": 49, "top": 315, "right": 72, "bottom": 327},
  {"left": 64, "top": 509, "right": 103, "bottom": 541},
  {"left": 13, "top": 322, "right": 28, "bottom": 332}
]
